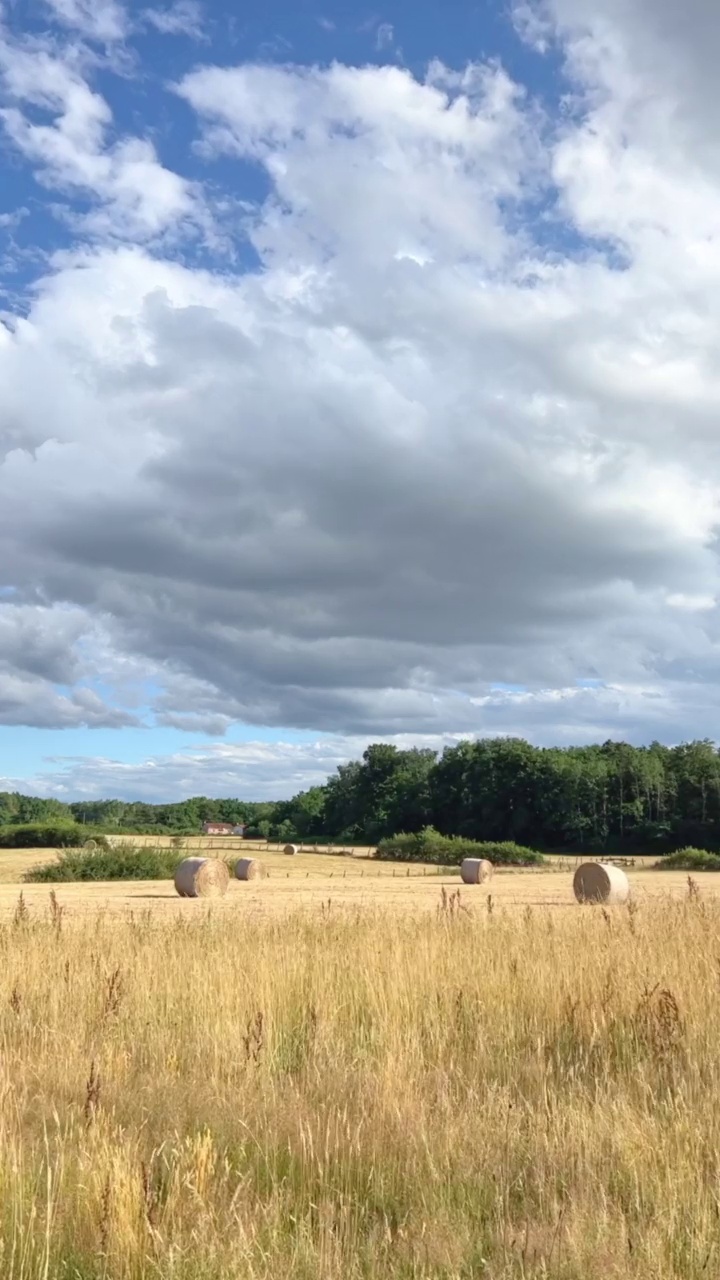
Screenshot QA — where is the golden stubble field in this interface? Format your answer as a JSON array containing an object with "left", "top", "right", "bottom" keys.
[
  {"left": 0, "top": 847, "right": 718, "bottom": 1278},
  {"left": 0, "top": 843, "right": 710, "bottom": 918}
]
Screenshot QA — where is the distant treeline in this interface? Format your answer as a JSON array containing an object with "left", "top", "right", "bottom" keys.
[{"left": 5, "top": 738, "right": 720, "bottom": 850}]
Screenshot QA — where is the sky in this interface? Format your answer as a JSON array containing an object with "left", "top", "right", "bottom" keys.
[{"left": 1, "top": 0, "right": 720, "bottom": 802}]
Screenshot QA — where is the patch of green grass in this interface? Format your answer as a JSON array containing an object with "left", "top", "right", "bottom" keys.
[
  {"left": 24, "top": 842, "right": 183, "bottom": 882},
  {"left": 377, "top": 826, "right": 543, "bottom": 866},
  {"left": 656, "top": 847, "right": 720, "bottom": 871}
]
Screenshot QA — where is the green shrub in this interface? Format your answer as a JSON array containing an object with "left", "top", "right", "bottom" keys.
[
  {"left": 0, "top": 824, "right": 103, "bottom": 849},
  {"left": 656, "top": 847, "right": 720, "bottom": 871},
  {"left": 25, "top": 843, "right": 184, "bottom": 883},
  {"left": 376, "top": 826, "right": 543, "bottom": 867}
]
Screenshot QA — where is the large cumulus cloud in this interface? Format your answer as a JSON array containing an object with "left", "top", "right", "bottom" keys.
[{"left": 1, "top": 7, "right": 720, "bottom": 762}]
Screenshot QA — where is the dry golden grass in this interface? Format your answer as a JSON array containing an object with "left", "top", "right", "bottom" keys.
[{"left": 0, "top": 874, "right": 718, "bottom": 1276}]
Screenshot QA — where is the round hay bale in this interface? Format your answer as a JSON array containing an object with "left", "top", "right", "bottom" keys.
[
  {"left": 460, "top": 858, "right": 494, "bottom": 885},
  {"left": 284, "top": 843, "right": 299, "bottom": 856},
  {"left": 235, "top": 857, "right": 268, "bottom": 881},
  {"left": 573, "top": 861, "right": 629, "bottom": 905},
  {"left": 83, "top": 839, "right": 98, "bottom": 852},
  {"left": 174, "top": 857, "right": 229, "bottom": 899}
]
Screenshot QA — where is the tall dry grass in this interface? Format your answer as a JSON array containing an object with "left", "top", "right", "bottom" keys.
[{"left": 0, "top": 886, "right": 717, "bottom": 1277}]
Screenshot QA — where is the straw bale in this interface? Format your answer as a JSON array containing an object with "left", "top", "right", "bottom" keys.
[
  {"left": 174, "top": 857, "right": 229, "bottom": 899},
  {"left": 460, "top": 858, "right": 494, "bottom": 885},
  {"left": 235, "top": 857, "right": 268, "bottom": 881},
  {"left": 573, "top": 861, "right": 629, "bottom": 905}
]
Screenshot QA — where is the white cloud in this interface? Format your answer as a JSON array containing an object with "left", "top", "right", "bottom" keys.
[
  {"left": 0, "top": 738, "right": 369, "bottom": 801},
  {"left": 666, "top": 593, "right": 716, "bottom": 612},
  {"left": 376, "top": 22, "right": 394, "bottom": 51},
  {"left": 0, "top": 603, "right": 139, "bottom": 728},
  {"left": 0, "top": 23, "right": 719, "bottom": 768},
  {"left": 0, "top": 35, "right": 203, "bottom": 244},
  {"left": 43, "top": 0, "right": 128, "bottom": 42},
  {"left": 511, "top": 2, "right": 553, "bottom": 52},
  {"left": 0, "top": 208, "right": 28, "bottom": 230},
  {"left": 177, "top": 59, "right": 539, "bottom": 272},
  {"left": 0, "top": 700, "right": 685, "bottom": 801},
  {"left": 4, "top": 670, "right": 720, "bottom": 801},
  {"left": 141, "top": 1, "right": 206, "bottom": 39}
]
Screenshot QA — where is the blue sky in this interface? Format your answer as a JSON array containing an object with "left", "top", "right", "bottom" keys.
[{"left": 0, "top": 0, "right": 719, "bottom": 800}]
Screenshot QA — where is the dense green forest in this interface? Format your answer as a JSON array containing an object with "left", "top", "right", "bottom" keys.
[{"left": 5, "top": 737, "right": 720, "bottom": 850}]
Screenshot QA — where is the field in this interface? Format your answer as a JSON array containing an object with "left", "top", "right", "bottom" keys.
[
  {"left": 0, "top": 842, "right": 710, "bottom": 917},
  {"left": 0, "top": 848, "right": 718, "bottom": 1277}
]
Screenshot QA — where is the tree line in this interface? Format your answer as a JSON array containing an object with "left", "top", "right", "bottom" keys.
[{"left": 5, "top": 737, "right": 720, "bottom": 850}]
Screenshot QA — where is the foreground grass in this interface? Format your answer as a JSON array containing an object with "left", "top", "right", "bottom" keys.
[{"left": 0, "top": 889, "right": 717, "bottom": 1277}]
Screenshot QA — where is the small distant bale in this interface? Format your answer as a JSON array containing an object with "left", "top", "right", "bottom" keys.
[
  {"left": 573, "top": 862, "right": 629, "bottom": 905},
  {"left": 174, "top": 857, "right": 229, "bottom": 899},
  {"left": 461, "top": 858, "right": 494, "bottom": 885},
  {"left": 284, "top": 844, "right": 299, "bottom": 856},
  {"left": 235, "top": 857, "right": 268, "bottom": 881}
]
